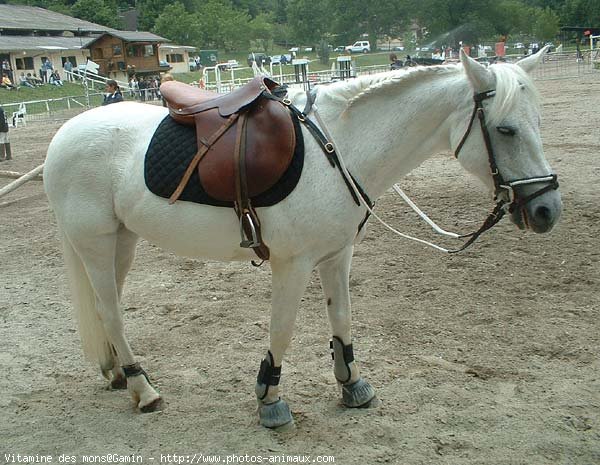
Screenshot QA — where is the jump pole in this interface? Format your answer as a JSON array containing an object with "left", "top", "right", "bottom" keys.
[
  {"left": 0, "top": 169, "right": 44, "bottom": 180},
  {"left": 0, "top": 163, "right": 45, "bottom": 199}
]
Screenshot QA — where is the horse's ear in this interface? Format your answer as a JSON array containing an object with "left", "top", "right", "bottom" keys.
[
  {"left": 516, "top": 45, "right": 550, "bottom": 73},
  {"left": 460, "top": 49, "right": 492, "bottom": 91}
]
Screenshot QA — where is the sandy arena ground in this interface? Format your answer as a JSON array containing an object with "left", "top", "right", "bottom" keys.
[{"left": 1, "top": 75, "right": 599, "bottom": 465}]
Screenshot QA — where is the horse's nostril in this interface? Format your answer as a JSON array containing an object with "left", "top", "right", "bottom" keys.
[{"left": 534, "top": 205, "right": 552, "bottom": 224}]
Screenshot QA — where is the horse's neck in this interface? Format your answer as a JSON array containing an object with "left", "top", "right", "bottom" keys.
[{"left": 323, "top": 69, "right": 468, "bottom": 199}]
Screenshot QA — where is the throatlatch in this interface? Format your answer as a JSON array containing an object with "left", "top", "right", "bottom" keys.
[
  {"left": 330, "top": 336, "right": 354, "bottom": 384},
  {"left": 255, "top": 351, "right": 281, "bottom": 400}
]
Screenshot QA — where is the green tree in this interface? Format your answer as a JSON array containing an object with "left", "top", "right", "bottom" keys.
[
  {"left": 136, "top": 0, "right": 167, "bottom": 31},
  {"left": 329, "top": 0, "right": 412, "bottom": 49},
  {"left": 412, "top": 0, "right": 497, "bottom": 45},
  {"left": 286, "top": 0, "right": 330, "bottom": 45},
  {"left": 489, "top": 0, "right": 531, "bottom": 38},
  {"left": 153, "top": 2, "right": 201, "bottom": 45},
  {"left": 560, "top": 0, "right": 600, "bottom": 26},
  {"left": 195, "top": 0, "right": 252, "bottom": 51},
  {"left": 71, "top": 0, "right": 122, "bottom": 28},
  {"left": 532, "top": 7, "right": 560, "bottom": 41},
  {"left": 249, "top": 12, "right": 276, "bottom": 53}
]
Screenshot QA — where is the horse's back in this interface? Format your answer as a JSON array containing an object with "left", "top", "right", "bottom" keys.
[{"left": 44, "top": 103, "right": 167, "bottom": 229}]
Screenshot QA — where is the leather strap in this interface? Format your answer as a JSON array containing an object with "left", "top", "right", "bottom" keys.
[
  {"left": 263, "top": 92, "right": 373, "bottom": 210},
  {"left": 256, "top": 350, "right": 281, "bottom": 400},
  {"left": 233, "top": 112, "right": 270, "bottom": 261},
  {"left": 122, "top": 362, "right": 151, "bottom": 384},
  {"left": 169, "top": 113, "right": 239, "bottom": 204}
]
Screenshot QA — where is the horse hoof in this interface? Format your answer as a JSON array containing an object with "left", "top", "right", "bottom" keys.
[
  {"left": 258, "top": 399, "right": 294, "bottom": 429},
  {"left": 139, "top": 396, "right": 163, "bottom": 413},
  {"left": 342, "top": 378, "right": 376, "bottom": 408}
]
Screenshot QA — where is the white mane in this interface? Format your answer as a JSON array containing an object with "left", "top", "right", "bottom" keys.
[{"left": 318, "top": 62, "right": 540, "bottom": 127}]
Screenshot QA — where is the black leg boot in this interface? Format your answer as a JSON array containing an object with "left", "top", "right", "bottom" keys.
[
  {"left": 0, "top": 143, "right": 5, "bottom": 161},
  {"left": 4, "top": 143, "right": 11, "bottom": 160}
]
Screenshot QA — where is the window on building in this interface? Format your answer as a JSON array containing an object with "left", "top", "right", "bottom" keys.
[
  {"left": 113, "top": 45, "right": 122, "bottom": 56},
  {"left": 144, "top": 45, "right": 154, "bottom": 57},
  {"left": 127, "top": 45, "right": 142, "bottom": 57},
  {"left": 15, "top": 57, "right": 35, "bottom": 70},
  {"left": 61, "top": 56, "right": 78, "bottom": 67},
  {"left": 167, "top": 54, "right": 184, "bottom": 63}
]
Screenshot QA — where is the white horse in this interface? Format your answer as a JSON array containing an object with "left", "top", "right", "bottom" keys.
[{"left": 44, "top": 50, "right": 561, "bottom": 428}]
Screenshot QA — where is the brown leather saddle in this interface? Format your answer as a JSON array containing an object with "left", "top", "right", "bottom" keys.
[{"left": 160, "top": 77, "right": 296, "bottom": 261}]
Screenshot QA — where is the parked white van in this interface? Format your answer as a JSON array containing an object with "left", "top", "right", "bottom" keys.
[{"left": 345, "top": 41, "right": 371, "bottom": 53}]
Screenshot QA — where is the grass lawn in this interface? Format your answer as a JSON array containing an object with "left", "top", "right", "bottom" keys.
[{"left": 0, "top": 81, "right": 94, "bottom": 106}]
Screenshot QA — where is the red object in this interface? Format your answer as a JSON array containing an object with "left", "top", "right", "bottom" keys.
[{"left": 495, "top": 42, "right": 506, "bottom": 57}]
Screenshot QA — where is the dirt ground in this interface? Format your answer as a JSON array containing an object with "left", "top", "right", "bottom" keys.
[{"left": 1, "top": 76, "right": 599, "bottom": 465}]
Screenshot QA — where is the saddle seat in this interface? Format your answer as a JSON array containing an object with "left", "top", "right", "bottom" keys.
[
  {"left": 159, "top": 77, "right": 295, "bottom": 203},
  {"left": 161, "top": 76, "right": 280, "bottom": 123}
]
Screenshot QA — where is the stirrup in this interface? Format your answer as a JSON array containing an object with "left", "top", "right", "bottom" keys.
[{"left": 239, "top": 211, "right": 261, "bottom": 248}]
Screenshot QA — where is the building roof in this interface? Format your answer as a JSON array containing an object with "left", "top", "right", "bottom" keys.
[
  {"left": 84, "top": 31, "right": 168, "bottom": 49},
  {"left": 0, "top": 4, "right": 111, "bottom": 33},
  {"left": 101, "top": 31, "right": 168, "bottom": 42},
  {"left": 159, "top": 44, "right": 197, "bottom": 52},
  {"left": 0, "top": 35, "right": 97, "bottom": 53}
]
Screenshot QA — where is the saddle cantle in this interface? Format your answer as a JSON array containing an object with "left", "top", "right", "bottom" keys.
[
  {"left": 163, "top": 76, "right": 277, "bottom": 121},
  {"left": 159, "top": 77, "right": 297, "bottom": 261}
]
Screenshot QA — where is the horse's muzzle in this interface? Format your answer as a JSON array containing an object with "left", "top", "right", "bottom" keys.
[{"left": 510, "top": 188, "right": 562, "bottom": 233}]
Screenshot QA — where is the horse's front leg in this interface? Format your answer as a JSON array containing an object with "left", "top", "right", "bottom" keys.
[
  {"left": 255, "top": 257, "right": 313, "bottom": 429},
  {"left": 318, "top": 245, "right": 376, "bottom": 407}
]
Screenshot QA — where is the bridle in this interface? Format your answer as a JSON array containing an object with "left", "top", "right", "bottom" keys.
[{"left": 451, "top": 89, "right": 559, "bottom": 252}]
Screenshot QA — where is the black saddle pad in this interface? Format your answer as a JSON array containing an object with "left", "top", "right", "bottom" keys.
[{"left": 144, "top": 113, "right": 304, "bottom": 208}]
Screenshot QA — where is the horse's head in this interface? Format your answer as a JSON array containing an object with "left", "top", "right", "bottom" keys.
[{"left": 454, "top": 48, "right": 561, "bottom": 233}]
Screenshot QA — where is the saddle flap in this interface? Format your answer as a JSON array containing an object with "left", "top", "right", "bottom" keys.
[
  {"left": 161, "top": 77, "right": 280, "bottom": 123},
  {"left": 198, "top": 97, "right": 295, "bottom": 201}
]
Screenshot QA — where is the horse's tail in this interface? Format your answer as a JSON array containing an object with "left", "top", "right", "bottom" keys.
[{"left": 59, "top": 229, "right": 113, "bottom": 372}]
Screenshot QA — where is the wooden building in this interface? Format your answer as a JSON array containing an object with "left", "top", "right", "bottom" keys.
[
  {"left": 86, "top": 31, "right": 170, "bottom": 81},
  {"left": 0, "top": 5, "right": 173, "bottom": 84}
]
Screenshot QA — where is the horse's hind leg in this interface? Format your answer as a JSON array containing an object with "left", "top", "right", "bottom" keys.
[
  {"left": 106, "top": 225, "right": 140, "bottom": 390},
  {"left": 63, "top": 228, "right": 161, "bottom": 411},
  {"left": 318, "top": 245, "right": 376, "bottom": 407}
]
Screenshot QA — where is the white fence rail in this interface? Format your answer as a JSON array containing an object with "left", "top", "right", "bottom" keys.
[{"left": 531, "top": 50, "right": 599, "bottom": 81}]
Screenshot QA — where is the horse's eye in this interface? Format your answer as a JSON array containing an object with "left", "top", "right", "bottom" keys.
[{"left": 497, "top": 126, "right": 516, "bottom": 136}]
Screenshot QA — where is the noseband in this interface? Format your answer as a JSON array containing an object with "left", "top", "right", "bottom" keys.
[{"left": 452, "top": 89, "right": 559, "bottom": 252}]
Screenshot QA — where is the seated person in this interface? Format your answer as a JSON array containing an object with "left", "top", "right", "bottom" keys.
[
  {"left": 389, "top": 53, "right": 403, "bottom": 70},
  {"left": 0, "top": 75, "right": 17, "bottom": 90},
  {"left": 19, "top": 73, "right": 35, "bottom": 88},
  {"left": 49, "top": 71, "right": 64, "bottom": 86},
  {"left": 26, "top": 73, "right": 43, "bottom": 86},
  {"left": 27, "top": 73, "right": 44, "bottom": 86}
]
